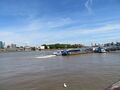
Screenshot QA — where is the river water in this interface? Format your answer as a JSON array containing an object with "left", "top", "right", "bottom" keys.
[{"left": 0, "top": 51, "right": 120, "bottom": 90}]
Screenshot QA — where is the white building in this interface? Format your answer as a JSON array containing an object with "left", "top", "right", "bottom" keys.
[{"left": 39, "top": 46, "right": 45, "bottom": 50}]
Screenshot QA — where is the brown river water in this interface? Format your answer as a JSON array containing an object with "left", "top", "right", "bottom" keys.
[{"left": 0, "top": 51, "right": 120, "bottom": 90}]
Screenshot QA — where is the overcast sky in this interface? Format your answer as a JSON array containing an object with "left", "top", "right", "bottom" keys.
[{"left": 0, "top": 0, "right": 120, "bottom": 46}]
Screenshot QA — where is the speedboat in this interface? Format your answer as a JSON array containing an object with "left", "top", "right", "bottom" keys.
[{"left": 53, "top": 50, "right": 63, "bottom": 56}]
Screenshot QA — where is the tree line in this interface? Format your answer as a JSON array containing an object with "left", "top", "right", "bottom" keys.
[{"left": 42, "top": 43, "right": 84, "bottom": 49}]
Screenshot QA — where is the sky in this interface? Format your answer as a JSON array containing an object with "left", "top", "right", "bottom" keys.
[{"left": 0, "top": 0, "right": 120, "bottom": 46}]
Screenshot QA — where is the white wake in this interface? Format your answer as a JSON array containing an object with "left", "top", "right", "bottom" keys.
[{"left": 35, "top": 55, "right": 56, "bottom": 59}]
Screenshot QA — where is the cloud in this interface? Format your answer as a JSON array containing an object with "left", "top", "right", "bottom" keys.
[
  {"left": 85, "top": 0, "right": 93, "bottom": 14},
  {"left": 10, "top": 17, "right": 74, "bottom": 32},
  {"left": 0, "top": 16, "right": 120, "bottom": 46},
  {"left": 89, "top": 34, "right": 120, "bottom": 44},
  {"left": 54, "top": 24, "right": 120, "bottom": 37},
  {"left": 80, "top": 24, "right": 120, "bottom": 34},
  {"left": 37, "top": 23, "right": 120, "bottom": 44},
  {"left": 0, "top": 17, "right": 75, "bottom": 45},
  {"left": 0, "top": 31, "right": 13, "bottom": 36}
]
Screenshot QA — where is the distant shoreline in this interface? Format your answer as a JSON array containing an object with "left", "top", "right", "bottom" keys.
[
  {"left": 0, "top": 49, "right": 120, "bottom": 54},
  {"left": 0, "top": 49, "right": 56, "bottom": 53}
]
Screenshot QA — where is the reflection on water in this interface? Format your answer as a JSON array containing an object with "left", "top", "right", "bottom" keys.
[{"left": 0, "top": 51, "right": 120, "bottom": 90}]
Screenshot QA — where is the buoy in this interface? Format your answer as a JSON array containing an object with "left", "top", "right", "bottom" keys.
[{"left": 64, "top": 83, "right": 67, "bottom": 88}]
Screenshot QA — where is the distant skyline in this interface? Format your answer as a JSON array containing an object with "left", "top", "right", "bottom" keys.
[{"left": 0, "top": 0, "right": 120, "bottom": 46}]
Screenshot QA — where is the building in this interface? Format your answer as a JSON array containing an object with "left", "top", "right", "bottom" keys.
[
  {"left": 40, "top": 46, "right": 45, "bottom": 50},
  {"left": 10, "top": 44, "right": 16, "bottom": 48},
  {"left": 0, "top": 41, "right": 5, "bottom": 49},
  {"left": 6, "top": 44, "right": 17, "bottom": 51},
  {"left": 24, "top": 46, "right": 31, "bottom": 51}
]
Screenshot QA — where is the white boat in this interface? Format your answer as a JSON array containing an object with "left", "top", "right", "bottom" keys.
[
  {"left": 94, "top": 47, "right": 107, "bottom": 53},
  {"left": 53, "top": 48, "right": 82, "bottom": 56},
  {"left": 53, "top": 50, "right": 63, "bottom": 56},
  {"left": 101, "top": 48, "right": 107, "bottom": 53}
]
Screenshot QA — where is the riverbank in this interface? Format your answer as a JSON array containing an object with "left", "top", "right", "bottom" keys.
[{"left": 0, "top": 48, "right": 120, "bottom": 55}]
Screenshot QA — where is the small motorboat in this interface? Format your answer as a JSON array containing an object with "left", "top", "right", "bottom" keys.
[{"left": 53, "top": 50, "right": 63, "bottom": 56}]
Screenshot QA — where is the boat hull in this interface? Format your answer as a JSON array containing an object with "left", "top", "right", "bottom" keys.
[{"left": 105, "top": 81, "right": 120, "bottom": 90}]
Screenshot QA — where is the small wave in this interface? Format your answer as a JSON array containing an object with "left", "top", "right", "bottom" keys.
[{"left": 35, "top": 55, "right": 56, "bottom": 59}]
